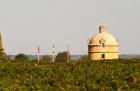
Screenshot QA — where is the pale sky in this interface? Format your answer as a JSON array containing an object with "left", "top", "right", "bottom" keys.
[{"left": 0, "top": 0, "right": 140, "bottom": 55}]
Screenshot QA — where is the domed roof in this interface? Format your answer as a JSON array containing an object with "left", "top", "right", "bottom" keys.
[{"left": 89, "top": 24, "right": 118, "bottom": 45}]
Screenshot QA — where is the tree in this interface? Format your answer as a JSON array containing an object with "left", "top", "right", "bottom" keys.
[
  {"left": 0, "top": 33, "right": 8, "bottom": 61},
  {"left": 0, "top": 49, "right": 8, "bottom": 61},
  {"left": 41, "top": 55, "right": 51, "bottom": 62},
  {"left": 15, "top": 53, "right": 29, "bottom": 61},
  {"left": 80, "top": 55, "right": 89, "bottom": 61},
  {"left": 55, "top": 51, "right": 69, "bottom": 62}
]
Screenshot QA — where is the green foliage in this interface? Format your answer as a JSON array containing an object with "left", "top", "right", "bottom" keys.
[
  {"left": 40, "top": 55, "right": 51, "bottom": 62},
  {"left": 0, "top": 59, "right": 140, "bottom": 90},
  {"left": 0, "top": 53, "right": 8, "bottom": 62},
  {"left": 15, "top": 53, "right": 29, "bottom": 61},
  {"left": 0, "top": 49, "right": 4, "bottom": 56},
  {"left": 0, "top": 49, "right": 8, "bottom": 62},
  {"left": 80, "top": 55, "right": 89, "bottom": 61},
  {"left": 56, "top": 51, "right": 69, "bottom": 62}
]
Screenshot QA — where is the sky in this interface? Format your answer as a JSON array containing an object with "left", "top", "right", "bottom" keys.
[{"left": 0, "top": 0, "right": 140, "bottom": 55}]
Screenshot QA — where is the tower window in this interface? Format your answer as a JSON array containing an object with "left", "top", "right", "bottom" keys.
[
  {"left": 102, "top": 43, "right": 105, "bottom": 47},
  {"left": 99, "top": 39, "right": 106, "bottom": 47},
  {"left": 102, "top": 54, "right": 105, "bottom": 59}
]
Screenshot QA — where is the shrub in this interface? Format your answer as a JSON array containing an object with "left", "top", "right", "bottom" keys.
[
  {"left": 55, "top": 51, "right": 69, "bottom": 62},
  {"left": 41, "top": 55, "right": 51, "bottom": 62},
  {"left": 15, "top": 53, "right": 29, "bottom": 61}
]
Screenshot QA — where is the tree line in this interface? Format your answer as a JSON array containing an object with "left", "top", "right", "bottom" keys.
[{"left": 0, "top": 51, "right": 89, "bottom": 63}]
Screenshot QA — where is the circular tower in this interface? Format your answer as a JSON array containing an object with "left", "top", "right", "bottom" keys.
[{"left": 88, "top": 24, "right": 119, "bottom": 60}]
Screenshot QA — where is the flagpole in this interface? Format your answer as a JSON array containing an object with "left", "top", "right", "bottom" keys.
[
  {"left": 52, "top": 44, "right": 55, "bottom": 62},
  {"left": 67, "top": 45, "right": 70, "bottom": 62},
  {"left": 37, "top": 46, "right": 40, "bottom": 63}
]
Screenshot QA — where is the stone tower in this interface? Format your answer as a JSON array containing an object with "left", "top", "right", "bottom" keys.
[{"left": 88, "top": 24, "right": 119, "bottom": 60}]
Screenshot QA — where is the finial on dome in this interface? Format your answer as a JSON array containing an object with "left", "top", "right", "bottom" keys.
[{"left": 99, "top": 24, "right": 108, "bottom": 33}]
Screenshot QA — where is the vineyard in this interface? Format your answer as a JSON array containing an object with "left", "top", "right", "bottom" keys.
[{"left": 0, "top": 59, "right": 140, "bottom": 91}]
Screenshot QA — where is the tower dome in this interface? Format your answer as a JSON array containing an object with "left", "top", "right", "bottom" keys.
[
  {"left": 89, "top": 32, "right": 118, "bottom": 46},
  {"left": 88, "top": 24, "right": 119, "bottom": 60}
]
